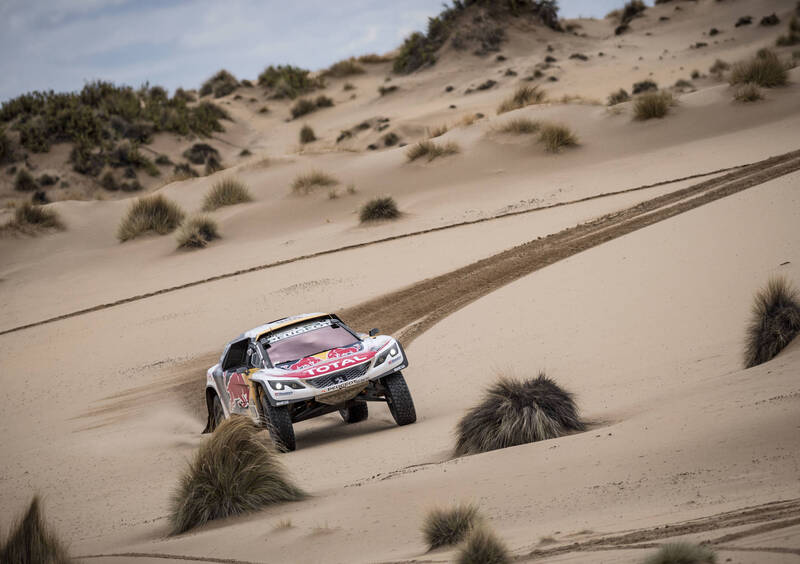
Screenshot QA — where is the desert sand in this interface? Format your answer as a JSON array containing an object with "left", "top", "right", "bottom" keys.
[{"left": 1, "top": 0, "right": 799, "bottom": 563}]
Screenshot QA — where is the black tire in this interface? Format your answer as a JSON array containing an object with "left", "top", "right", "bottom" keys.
[
  {"left": 258, "top": 388, "right": 296, "bottom": 452},
  {"left": 211, "top": 395, "right": 225, "bottom": 431},
  {"left": 383, "top": 372, "right": 416, "bottom": 426},
  {"left": 339, "top": 402, "right": 369, "bottom": 423}
]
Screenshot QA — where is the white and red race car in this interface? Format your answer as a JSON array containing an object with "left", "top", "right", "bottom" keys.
[{"left": 203, "top": 313, "right": 415, "bottom": 451}]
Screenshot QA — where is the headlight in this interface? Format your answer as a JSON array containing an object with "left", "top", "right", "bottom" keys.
[
  {"left": 374, "top": 344, "right": 400, "bottom": 367},
  {"left": 268, "top": 380, "right": 305, "bottom": 390}
]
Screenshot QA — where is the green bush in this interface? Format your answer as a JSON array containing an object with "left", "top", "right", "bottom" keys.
[
  {"left": 0, "top": 496, "right": 70, "bottom": 564},
  {"left": 359, "top": 197, "right": 400, "bottom": 222},
  {"left": 176, "top": 215, "right": 220, "bottom": 249},
  {"left": 633, "top": 91, "right": 674, "bottom": 120},
  {"left": 422, "top": 504, "right": 483, "bottom": 549},
  {"left": 300, "top": 124, "right": 316, "bottom": 143},
  {"left": 538, "top": 123, "right": 578, "bottom": 152},
  {"left": 200, "top": 69, "right": 239, "bottom": 98},
  {"left": 117, "top": 194, "right": 185, "bottom": 242},
  {"left": 202, "top": 177, "right": 253, "bottom": 211},
  {"left": 14, "top": 168, "right": 37, "bottom": 191},
  {"left": 730, "top": 49, "right": 788, "bottom": 87},
  {"left": 258, "top": 65, "right": 323, "bottom": 99}
]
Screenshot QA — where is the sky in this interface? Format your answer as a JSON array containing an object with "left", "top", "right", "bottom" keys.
[{"left": 0, "top": 0, "right": 640, "bottom": 102}]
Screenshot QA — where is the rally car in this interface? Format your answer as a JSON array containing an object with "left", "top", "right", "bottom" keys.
[{"left": 203, "top": 313, "right": 416, "bottom": 451}]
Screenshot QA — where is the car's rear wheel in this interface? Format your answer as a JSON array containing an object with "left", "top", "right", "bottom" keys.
[
  {"left": 339, "top": 402, "right": 368, "bottom": 423},
  {"left": 211, "top": 395, "right": 225, "bottom": 431},
  {"left": 383, "top": 372, "right": 416, "bottom": 426},
  {"left": 258, "top": 388, "right": 296, "bottom": 452}
]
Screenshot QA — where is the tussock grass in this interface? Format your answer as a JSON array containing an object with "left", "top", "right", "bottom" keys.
[
  {"left": 709, "top": 59, "right": 730, "bottom": 77},
  {"left": 359, "top": 197, "right": 400, "bottom": 222},
  {"left": 14, "top": 168, "right": 37, "bottom": 192},
  {"left": 538, "top": 123, "right": 578, "bottom": 152},
  {"left": 633, "top": 91, "right": 674, "bottom": 120},
  {"left": 454, "top": 372, "right": 584, "bottom": 456},
  {"left": 258, "top": 65, "right": 323, "bottom": 99},
  {"left": 183, "top": 143, "right": 219, "bottom": 165},
  {"left": 291, "top": 170, "right": 338, "bottom": 194},
  {"left": 169, "top": 416, "right": 305, "bottom": 535},
  {"left": 324, "top": 58, "right": 365, "bottom": 78},
  {"left": 358, "top": 53, "right": 394, "bottom": 64},
  {"left": 406, "top": 140, "right": 460, "bottom": 162},
  {"left": 607, "top": 89, "right": 631, "bottom": 105},
  {"left": 497, "top": 85, "right": 546, "bottom": 114},
  {"left": 177, "top": 215, "right": 219, "bottom": 249},
  {"left": 729, "top": 49, "right": 788, "bottom": 87},
  {"left": 734, "top": 83, "right": 763, "bottom": 102},
  {"left": 202, "top": 178, "right": 253, "bottom": 211},
  {"left": 117, "top": 194, "right": 185, "bottom": 242},
  {"left": 644, "top": 542, "right": 716, "bottom": 564},
  {"left": 299, "top": 124, "right": 316, "bottom": 144},
  {"left": 422, "top": 503, "right": 483, "bottom": 550},
  {"left": 8, "top": 202, "right": 65, "bottom": 232},
  {"left": 457, "top": 525, "right": 510, "bottom": 564},
  {"left": 744, "top": 277, "right": 800, "bottom": 368},
  {"left": 499, "top": 117, "right": 540, "bottom": 134},
  {"left": 0, "top": 496, "right": 70, "bottom": 564},
  {"left": 428, "top": 124, "right": 449, "bottom": 138}
]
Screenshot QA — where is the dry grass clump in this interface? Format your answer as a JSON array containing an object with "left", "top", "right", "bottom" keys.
[
  {"left": 428, "top": 124, "right": 449, "bottom": 138},
  {"left": 499, "top": 117, "right": 540, "bottom": 134},
  {"left": 729, "top": 49, "right": 788, "bottom": 87},
  {"left": 290, "top": 95, "right": 334, "bottom": 119},
  {"left": 291, "top": 170, "right": 338, "bottom": 194},
  {"left": 3, "top": 202, "right": 65, "bottom": 234},
  {"left": 454, "top": 373, "right": 584, "bottom": 456},
  {"left": 117, "top": 194, "right": 185, "bottom": 242},
  {"left": 497, "top": 85, "right": 546, "bottom": 114},
  {"left": 643, "top": 542, "right": 716, "bottom": 564},
  {"left": 0, "top": 496, "right": 70, "bottom": 564},
  {"left": 14, "top": 168, "right": 37, "bottom": 192},
  {"left": 538, "top": 123, "right": 578, "bottom": 152},
  {"left": 359, "top": 197, "right": 400, "bottom": 222},
  {"left": 422, "top": 504, "right": 483, "bottom": 550},
  {"left": 323, "top": 58, "right": 365, "bottom": 78},
  {"left": 733, "top": 83, "right": 763, "bottom": 102},
  {"left": 169, "top": 416, "right": 305, "bottom": 535},
  {"left": 202, "top": 178, "right": 253, "bottom": 211},
  {"left": 607, "top": 88, "right": 631, "bottom": 105},
  {"left": 299, "top": 124, "right": 316, "bottom": 144},
  {"left": 633, "top": 91, "right": 674, "bottom": 120},
  {"left": 457, "top": 525, "right": 510, "bottom": 564},
  {"left": 776, "top": 16, "right": 800, "bottom": 46},
  {"left": 744, "top": 277, "right": 800, "bottom": 368},
  {"left": 406, "top": 140, "right": 460, "bottom": 162},
  {"left": 176, "top": 215, "right": 219, "bottom": 249}
]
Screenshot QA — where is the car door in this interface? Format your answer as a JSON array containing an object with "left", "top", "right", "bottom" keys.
[{"left": 220, "top": 338, "right": 251, "bottom": 413}]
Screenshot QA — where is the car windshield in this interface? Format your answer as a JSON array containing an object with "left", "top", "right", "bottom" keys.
[{"left": 263, "top": 323, "right": 359, "bottom": 365}]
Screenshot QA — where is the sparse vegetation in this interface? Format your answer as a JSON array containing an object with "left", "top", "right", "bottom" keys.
[
  {"left": 0, "top": 496, "right": 70, "bottom": 564},
  {"left": 117, "top": 194, "right": 185, "bottom": 242},
  {"left": 643, "top": 542, "right": 716, "bottom": 564},
  {"left": 428, "top": 124, "right": 449, "bottom": 138},
  {"left": 379, "top": 85, "right": 399, "bottom": 96},
  {"left": 744, "top": 277, "right": 800, "bottom": 368},
  {"left": 405, "top": 140, "right": 460, "bottom": 162},
  {"left": 499, "top": 117, "right": 540, "bottom": 134},
  {"left": 457, "top": 525, "right": 510, "bottom": 564},
  {"left": 202, "top": 177, "right": 253, "bottom": 211},
  {"left": 358, "top": 53, "right": 394, "bottom": 64},
  {"left": 607, "top": 88, "right": 631, "bottom": 105},
  {"left": 497, "top": 85, "right": 546, "bottom": 114},
  {"left": 300, "top": 124, "right": 316, "bottom": 144},
  {"left": 258, "top": 65, "right": 324, "bottom": 99},
  {"left": 177, "top": 215, "right": 220, "bottom": 249},
  {"left": 169, "top": 416, "right": 305, "bottom": 535},
  {"left": 733, "top": 83, "right": 763, "bottom": 102},
  {"left": 776, "top": 16, "right": 800, "bottom": 46},
  {"left": 632, "top": 79, "right": 658, "bottom": 94},
  {"left": 710, "top": 59, "right": 731, "bottom": 77},
  {"left": 634, "top": 91, "right": 674, "bottom": 120},
  {"left": 183, "top": 143, "right": 219, "bottom": 166},
  {"left": 324, "top": 58, "right": 365, "bottom": 78},
  {"left": 729, "top": 49, "right": 788, "bottom": 87},
  {"left": 538, "top": 123, "right": 578, "bottom": 152},
  {"left": 14, "top": 168, "right": 37, "bottom": 191},
  {"left": 291, "top": 170, "right": 338, "bottom": 194},
  {"left": 2, "top": 202, "right": 65, "bottom": 234},
  {"left": 454, "top": 373, "right": 584, "bottom": 456},
  {"left": 359, "top": 197, "right": 400, "bottom": 222},
  {"left": 200, "top": 69, "right": 239, "bottom": 98},
  {"left": 423, "top": 504, "right": 483, "bottom": 550},
  {"left": 290, "top": 96, "right": 334, "bottom": 119}
]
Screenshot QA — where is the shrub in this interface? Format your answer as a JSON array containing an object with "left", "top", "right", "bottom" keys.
[
  {"left": 358, "top": 53, "right": 394, "bottom": 64},
  {"left": 183, "top": 143, "right": 220, "bottom": 165},
  {"left": 428, "top": 124, "right": 449, "bottom": 138},
  {"left": 299, "top": 124, "right": 316, "bottom": 144},
  {"left": 734, "top": 83, "right": 763, "bottom": 102},
  {"left": 202, "top": 177, "right": 253, "bottom": 211},
  {"left": 0, "top": 127, "right": 13, "bottom": 163},
  {"left": 378, "top": 85, "right": 399, "bottom": 96},
  {"left": 454, "top": 373, "right": 584, "bottom": 456},
  {"left": 0, "top": 496, "right": 70, "bottom": 564},
  {"left": 155, "top": 154, "right": 172, "bottom": 165},
  {"left": 643, "top": 542, "right": 716, "bottom": 564},
  {"left": 499, "top": 117, "right": 540, "bottom": 134},
  {"left": 634, "top": 91, "right": 674, "bottom": 120},
  {"left": 422, "top": 504, "right": 483, "bottom": 549},
  {"left": 632, "top": 79, "right": 658, "bottom": 94},
  {"left": 776, "top": 17, "right": 800, "bottom": 46},
  {"left": 538, "top": 123, "right": 578, "bottom": 152},
  {"left": 204, "top": 155, "right": 223, "bottom": 175},
  {"left": 405, "top": 140, "right": 460, "bottom": 162},
  {"left": 315, "top": 95, "right": 333, "bottom": 108},
  {"left": 710, "top": 59, "right": 731, "bottom": 76},
  {"left": 393, "top": 32, "right": 439, "bottom": 74},
  {"left": 200, "top": 69, "right": 239, "bottom": 98},
  {"left": 323, "top": 58, "right": 365, "bottom": 78},
  {"left": 177, "top": 215, "right": 219, "bottom": 249},
  {"left": 258, "top": 65, "right": 322, "bottom": 99},
  {"left": 729, "top": 49, "right": 788, "bottom": 87},
  {"left": 744, "top": 277, "right": 800, "bottom": 368},
  {"left": 117, "top": 194, "right": 185, "bottom": 242},
  {"left": 100, "top": 171, "right": 118, "bottom": 191},
  {"left": 359, "top": 197, "right": 400, "bottom": 222},
  {"left": 14, "top": 168, "right": 37, "bottom": 191},
  {"left": 239, "top": 148, "right": 252, "bottom": 157},
  {"left": 291, "top": 170, "right": 338, "bottom": 194},
  {"left": 169, "top": 416, "right": 305, "bottom": 535},
  {"left": 173, "top": 163, "right": 198, "bottom": 179},
  {"left": 457, "top": 525, "right": 510, "bottom": 564},
  {"left": 497, "top": 85, "right": 546, "bottom": 114},
  {"left": 619, "top": 0, "right": 646, "bottom": 24},
  {"left": 291, "top": 98, "right": 317, "bottom": 119},
  {"left": 6, "top": 202, "right": 65, "bottom": 233},
  {"left": 607, "top": 88, "right": 631, "bottom": 105}
]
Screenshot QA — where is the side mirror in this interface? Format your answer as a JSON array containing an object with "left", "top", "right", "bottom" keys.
[{"left": 369, "top": 328, "right": 379, "bottom": 337}]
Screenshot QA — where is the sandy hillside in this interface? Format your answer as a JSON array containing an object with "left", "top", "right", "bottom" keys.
[{"left": 1, "top": 0, "right": 800, "bottom": 563}]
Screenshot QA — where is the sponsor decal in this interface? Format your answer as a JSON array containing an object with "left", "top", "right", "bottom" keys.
[
  {"left": 290, "top": 356, "right": 322, "bottom": 370},
  {"left": 294, "top": 351, "right": 376, "bottom": 378},
  {"left": 264, "top": 319, "right": 333, "bottom": 344},
  {"left": 226, "top": 372, "right": 250, "bottom": 408}
]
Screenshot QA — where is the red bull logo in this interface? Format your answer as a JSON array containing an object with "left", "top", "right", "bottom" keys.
[
  {"left": 226, "top": 372, "right": 250, "bottom": 408},
  {"left": 327, "top": 346, "right": 359, "bottom": 359},
  {"left": 290, "top": 356, "right": 321, "bottom": 370}
]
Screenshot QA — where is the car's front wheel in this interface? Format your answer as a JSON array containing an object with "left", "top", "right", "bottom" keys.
[
  {"left": 211, "top": 395, "right": 225, "bottom": 431},
  {"left": 258, "top": 388, "right": 296, "bottom": 452},
  {"left": 383, "top": 372, "right": 416, "bottom": 426},
  {"left": 339, "top": 402, "right": 368, "bottom": 423}
]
